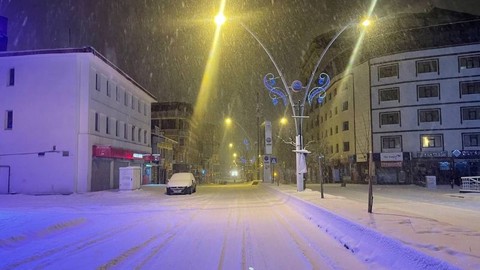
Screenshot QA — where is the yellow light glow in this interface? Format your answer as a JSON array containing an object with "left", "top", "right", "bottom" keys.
[
  {"left": 229, "top": 143, "right": 233, "bottom": 148},
  {"left": 225, "top": 117, "right": 232, "bottom": 125},
  {"left": 361, "top": 19, "right": 371, "bottom": 27},
  {"left": 215, "top": 13, "right": 226, "bottom": 26},
  {"left": 192, "top": 0, "right": 227, "bottom": 128},
  {"left": 233, "top": 153, "right": 237, "bottom": 158},
  {"left": 280, "top": 117, "right": 288, "bottom": 125}
]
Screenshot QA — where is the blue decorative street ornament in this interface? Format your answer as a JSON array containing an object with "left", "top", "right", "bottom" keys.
[
  {"left": 291, "top": 80, "right": 303, "bottom": 92},
  {"left": 307, "top": 73, "right": 330, "bottom": 105},
  {"left": 263, "top": 73, "right": 287, "bottom": 106}
]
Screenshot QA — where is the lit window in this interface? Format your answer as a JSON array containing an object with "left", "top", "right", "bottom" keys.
[{"left": 421, "top": 134, "right": 443, "bottom": 148}]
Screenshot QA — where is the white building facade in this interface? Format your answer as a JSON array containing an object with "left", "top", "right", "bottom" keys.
[
  {"left": 0, "top": 47, "right": 156, "bottom": 194},
  {"left": 370, "top": 44, "right": 480, "bottom": 184}
]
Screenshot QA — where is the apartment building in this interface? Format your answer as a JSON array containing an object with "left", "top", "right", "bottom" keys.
[{"left": 0, "top": 47, "right": 156, "bottom": 194}]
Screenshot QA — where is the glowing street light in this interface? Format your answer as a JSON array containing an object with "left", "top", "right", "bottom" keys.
[
  {"left": 215, "top": 12, "right": 226, "bottom": 26},
  {"left": 218, "top": 14, "right": 371, "bottom": 191},
  {"left": 229, "top": 143, "right": 234, "bottom": 148}
]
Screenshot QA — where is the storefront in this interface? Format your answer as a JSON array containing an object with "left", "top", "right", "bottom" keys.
[
  {"left": 452, "top": 150, "right": 480, "bottom": 182},
  {"left": 373, "top": 152, "right": 411, "bottom": 184},
  {"left": 411, "top": 151, "right": 452, "bottom": 186}
]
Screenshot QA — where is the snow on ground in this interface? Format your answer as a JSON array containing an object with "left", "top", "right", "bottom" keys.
[
  {"left": 0, "top": 183, "right": 478, "bottom": 269},
  {"left": 268, "top": 183, "right": 480, "bottom": 270}
]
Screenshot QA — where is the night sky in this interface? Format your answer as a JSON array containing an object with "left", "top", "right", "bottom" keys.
[{"left": 1, "top": 0, "right": 479, "bottom": 140}]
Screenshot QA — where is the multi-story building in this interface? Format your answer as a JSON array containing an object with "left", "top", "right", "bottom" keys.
[
  {"left": 0, "top": 47, "right": 156, "bottom": 194},
  {"left": 151, "top": 102, "right": 201, "bottom": 177},
  {"left": 303, "top": 8, "right": 480, "bottom": 184}
]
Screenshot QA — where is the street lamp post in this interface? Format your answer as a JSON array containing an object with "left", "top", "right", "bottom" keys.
[{"left": 239, "top": 21, "right": 363, "bottom": 192}]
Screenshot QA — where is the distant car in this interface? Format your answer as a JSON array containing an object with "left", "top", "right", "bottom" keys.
[{"left": 166, "top": 172, "right": 197, "bottom": 195}]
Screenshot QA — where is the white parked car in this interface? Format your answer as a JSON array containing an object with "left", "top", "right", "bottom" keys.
[{"left": 166, "top": 172, "right": 197, "bottom": 195}]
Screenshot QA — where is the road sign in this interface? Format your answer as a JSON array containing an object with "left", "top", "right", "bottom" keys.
[{"left": 271, "top": 157, "right": 277, "bottom": 164}]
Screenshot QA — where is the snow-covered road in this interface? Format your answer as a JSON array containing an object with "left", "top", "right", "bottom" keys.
[{"left": 1, "top": 183, "right": 367, "bottom": 270}]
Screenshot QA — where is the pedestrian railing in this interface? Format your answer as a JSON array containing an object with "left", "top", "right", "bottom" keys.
[{"left": 460, "top": 176, "right": 480, "bottom": 193}]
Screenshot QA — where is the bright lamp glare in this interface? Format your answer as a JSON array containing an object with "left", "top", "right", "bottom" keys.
[
  {"left": 362, "top": 19, "right": 371, "bottom": 27},
  {"left": 215, "top": 13, "right": 226, "bottom": 26}
]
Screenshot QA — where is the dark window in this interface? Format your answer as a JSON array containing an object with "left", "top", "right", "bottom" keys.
[
  {"left": 95, "top": 74, "right": 100, "bottom": 91},
  {"left": 95, "top": 113, "right": 99, "bottom": 131},
  {"left": 381, "top": 136, "right": 401, "bottom": 150},
  {"left": 5, "top": 110, "right": 13, "bottom": 129},
  {"left": 8, "top": 68, "right": 15, "bottom": 86},
  {"left": 416, "top": 59, "right": 438, "bottom": 74},
  {"left": 460, "top": 81, "right": 480, "bottom": 95},
  {"left": 161, "top": 119, "right": 177, "bottom": 129},
  {"left": 343, "top": 142, "right": 350, "bottom": 152},
  {"left": 106, "top": 117, "right": 110, "bottom": 134},
  {"left": 379, "top": 87, "right": 400, "bottom": 102},
  {"left": 463, "top": 133, "right": 480, "bottom": 147},
  {"left": 462, "top": 107, "right": 480, "bottom": 120},
  {"left": 459, "top": 55, "right": 480, "bottom": 70},
  {"left": 138, "top": 129, "right": 141, "bottom": 142},
  {"left": 421, "top": 134, "right": 443, "bottom": 148},
  {"left": 335, "top": 125, "right": 338, "bottom": 134},
  {"left": 342, "top": 101, "right": 348, "bottom": 111},
  {"left": 342, "top": 121, "right": 349, "bottom": 131},
  {"left": 336, "top": 144, "right": 339, "bottom": 153},
  {"left": 419, "top": 109, "right": 440, "bottom": 123},
  {"left": 106, "top": 81, "right": 111, "bottom": 97},
  {"left": 124, "top": 92, "right": 128, "bottom": 106},
  {"left": 418, "top": 84, "right": 439, "bottom": 98},
  {"left": 378, "top": 63, "right": 398, "bottom": 79},
  {"left": 131, "top": 126, "right": 135, "bottom": 141},
  {"left": 124, "top": 123, "right": 128, "bottom": 139},
  {"left": 380, "top": 112, "right": 400, "bottom": 125},
  {"left": 115, "top": 120, "right": 119, "bottom": 137},
  {"left": 115, "top": 86, "right": 120, "bottom": 101},
  {"left": 144, "top": 130, "right": 147, "bottom": 144},
  {"left": 180, "top": 138, "right": 185, "bottom": 146}
]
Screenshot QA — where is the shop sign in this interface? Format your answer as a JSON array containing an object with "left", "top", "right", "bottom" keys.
[
  {"left": 380, "top": 152, "right": 403, "bottom": 162},
  {"left": 356, "top": 154, "right": 368, "bottom": 162},
  {"left": 381, "top": 161, "right": 403, "bottom": 168},
  {"left": 92, "top": 145, "right": 134, "bottom": 160},
  {"left": 414, "top": 151, "right": 448, "bottom": 158},
  {"left": 452, "top": 150, "right": 480, "bottom": 158}
]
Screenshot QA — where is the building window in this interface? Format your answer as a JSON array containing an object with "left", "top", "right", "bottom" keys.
[
  {"left": 342, "top": 121, "right": 349, "bottom": 131},
  {"left": 336, "top": 144, "right": 339, "bottom": 153},
  {"left": 416, "top": 59, "right": 438, "bottom": 74},
  {"left": 421, "top": 134, "right": 443, "bottom": 148},
  {"left": 330, "top": 128, "right": 332, "bottom": 136},
  {"left": 380, "top": 111, "right": 400, "bottom": 126},
  {"left": 124, "top": 123, "right": 128, "bottom": 139},
  {"left": 179, "top": 138, "right": 185, "bottom": 146},
  {"left": 379, "top": 87, "right": 400, "bottom": 102},
  {"left": 138, "top": 129, "right": 141, "bottom": 142},
  {"left": 106, "top": 117, "right": 110, "bottom": 134},
  {"left": 144, "top": 103, "right": 147, "bottom": 116},
  {"left": 461, "top": 106, "right": 480, "bottom": 121},
  {"left": 342, "top": 101, "right": 348, "bottom": 111},
  {"left": 459, "top": 55, "right": 480, "bottom": 70},
  {"left": 381, "top": 136, "right": 401, "bottom": 150},
  {"left": 378, "top": 63, "right": 399, "bottom": 79},
  {"left": 131, "top": 96, "right": 135, "bottom": 110},
  {"left": 343, "top": 142, "right": 350, "bottom": 152},
  {"left": 138, "top": 100, "right": 141, "bottom": 113},
  {"left": 460, "top": 81, "right": 480, "bottom": 96},
  {"left": 124, "top": 92, "right": 128, "bottom": 106},
  {"left": 5, "top": 110, "right": 13, "bottom": 129},
  {"left": 115, "top": 86, "right": 120, "bottom": 101},
  {"left": 335, "top": 107, "right": 338, "bottom": 115},
  {"left": 8, "top": 68, "right": 15, "bottom": 86},
  {"left": 115, "top": 120, "right": 119, "bottom": 137},
  {"left": 131, "top": 126, "right": 135, "bottom": 141},
  {"left": 417, "top": 84, "right": 439, "bottom": 99},
  {"left": 95, "top": 74, "right": 100, "bottom": 91},
  {"left": 463, "top": 133, "right": 480, "bottom": 147},
  {"left": 418, "top": 109, "right": 441, "bottom": 123},
  {"left": 94, "top": 113, "right": 99, "bottom": 131},
  {"left": 144, "top": 130, "right": 147, "bottom": 144},
  {"left": 106, "top": 81, "right": 111, "bottom": 97},
  {"left": 335, "top": 125, "right": 338, "bottom": 134}
]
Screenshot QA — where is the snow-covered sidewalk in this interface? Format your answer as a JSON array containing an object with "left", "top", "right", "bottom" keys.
[{"left": 266, "top": 183, "right": 480, "bottom": 270}]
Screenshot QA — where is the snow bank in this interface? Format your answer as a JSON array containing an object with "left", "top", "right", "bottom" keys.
[{"left": 268, "top": 187, "right": 459, "bottom": 270}]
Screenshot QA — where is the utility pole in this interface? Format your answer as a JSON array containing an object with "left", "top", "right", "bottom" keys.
[{"left": 256, "top": 91, "right": 261, "bottom": 180}]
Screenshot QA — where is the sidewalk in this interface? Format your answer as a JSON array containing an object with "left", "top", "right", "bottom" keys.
[{"left": 266, "top": 183, "right": 480, "bottom": 269}]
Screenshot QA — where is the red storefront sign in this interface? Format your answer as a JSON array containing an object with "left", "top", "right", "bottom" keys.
[{"left": 92, "top": 145, "right": 135, "bottom": 160}]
